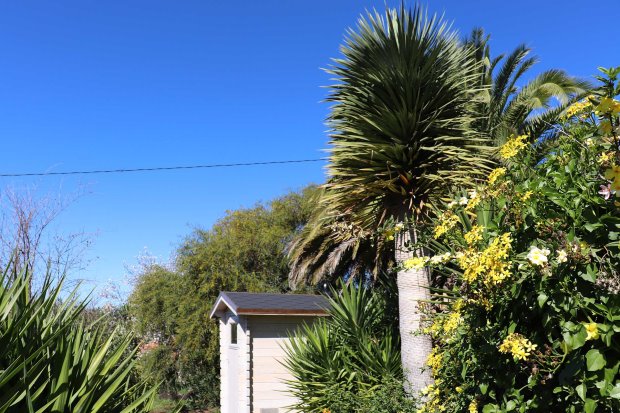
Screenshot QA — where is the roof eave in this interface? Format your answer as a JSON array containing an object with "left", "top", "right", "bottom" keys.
[{"left": 209, "top": 293, "right": 238, "bottom": 319}]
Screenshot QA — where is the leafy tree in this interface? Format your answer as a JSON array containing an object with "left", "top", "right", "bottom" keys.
[{"left": 128, "top": 185, "right": 319, "bottom": 408}]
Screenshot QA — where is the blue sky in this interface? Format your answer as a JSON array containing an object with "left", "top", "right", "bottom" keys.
[{"left": 0, "top": 1, "right": 617, "bottom": 301}]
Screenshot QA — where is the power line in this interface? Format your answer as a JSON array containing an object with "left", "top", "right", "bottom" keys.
[{"left": 0, "top": 158, "right": 328, "bottom": 177}]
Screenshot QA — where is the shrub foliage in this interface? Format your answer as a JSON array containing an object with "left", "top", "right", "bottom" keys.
[{"left": 407, "top": 68, "right": 620, "bottom": 412}]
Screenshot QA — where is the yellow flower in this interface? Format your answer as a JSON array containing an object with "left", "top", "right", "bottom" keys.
[
  {"left": 417, "top": 383, "right": 445, "bottom": 412},
  {"left": 403, "top": 256, "right": 429, "bottom": 270},
  {"left": 433, "top": 213, "right": 460, "bottom": 239},
  {"left": 465, "top": 190, "right": 481, "bottom": 211},
  {"left": 458, "top": 233, "right": 512, "bottom": 286},
  {"left": 456, "top": 386, "right": 463, "bottom": 393},
  {"left": 605, "top": 165, "right": 620, "bottom": 181},
  {"left": 584, "top": 322, "right": 599, "bottom": 341},
  {"left": 426, "top": 349, "right": 443, "bottom": 375},
  {"left": 520, "top": 191, "right": 533, "bottom": 201},
  {"left": 488, "top": 167, "right": 506, "bottom": 184},
  {"left": 599, "top": 152, "right": 615, "bottom": 165},
  {"left": 443, "top": 310, "right": 463, "bottom": 334},
  {"left": 597, "top": 97, "right": 620, "bottom": 114},
  {"left": 499, "top": 134, "right": 528, "bottom": 160},
  {"left": 464, "top": 225, "right": 484, "bottom": 245},
  {"left": 468, "top": 400, "right": 478, "bottom": 413},
  {"left": 499, "top": 333, "right": 537, "bottom": 361},
  {"left": 563, "top": 97, "right": 593, "bottom": 119}
]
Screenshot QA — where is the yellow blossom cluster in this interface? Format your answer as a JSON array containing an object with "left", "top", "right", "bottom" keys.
[
  {"left": 384, "top": 222, "right": 405, "bottom": 241},
  {"left": 457, "top": 233, "right": 512, "bottom": 286},
  {"left": 403, "top": 256, "right": 429, "bottom": 270},
  {"left": 597, "top": 97, "right": 620, "bottom": 114},
  {"left": 599, "top": 151, "right": 615, "bottom": 165},
  {"left": 499, "top": 333, "right": 537, "bottom": 361},
  {"left": 488, "top": 167, "right": 506, "bottom": 185},
  {"left": 563, "top": 97, "right": 593, "bottom": 119},
  {"left": 519, "top": 191, "right": 533, "bottom": 201},
  {"left": 425, "top": 300, "right": 465, "bottom": 338},
  {"left": 464, "top": 225, "right": 484, "bottom": 245},
  {"left": 418, "top": 381, "right": 446, "bottom": 413},
  {"left": 433, "top": 213, "right": 460, "bottom": 239},
  {"left": 443, "top": 310, "right": 463, "bottom": 334},
  {"left": 468, "top": 400, "right": 478, "bottom": 413},
  {"left": 426, "top": 348, "right": 443, "bottom": 376},
  {"left": 499, "top": 134, "right": 528, "bottom": 160},
  {"left": 465, "top": 190, "right": 481, "bottom": 211},
  {"left": 584, "top": 322, "right": 599, "bottom": 341}
]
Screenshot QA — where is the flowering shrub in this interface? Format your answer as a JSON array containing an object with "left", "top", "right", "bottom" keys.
[{"left": 412, "top": 67, "right": 620, "bottom": 412}]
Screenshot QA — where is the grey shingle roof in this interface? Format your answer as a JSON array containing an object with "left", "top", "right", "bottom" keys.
[{"left": 210, "top": 291, "right": 330, "bottom": 318}]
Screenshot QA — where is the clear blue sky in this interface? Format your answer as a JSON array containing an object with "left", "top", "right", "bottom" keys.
[{"left": 0, "top": 1, "right": 617, "bottom": 301}]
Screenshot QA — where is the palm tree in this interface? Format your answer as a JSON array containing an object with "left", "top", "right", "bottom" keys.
[
  {"left": 287, "top": 189, "right": 393, "bottom": 288},
  {"left": 465, "top": 28, "right": 591, "bottom": 146},
  {"left": 318, "top": 5, "right": 491, "bottom": 395}
]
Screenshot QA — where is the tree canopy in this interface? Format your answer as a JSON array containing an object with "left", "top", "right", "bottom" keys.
[{"left": 128, "top": 185, "right": 319, "bottom": 407}]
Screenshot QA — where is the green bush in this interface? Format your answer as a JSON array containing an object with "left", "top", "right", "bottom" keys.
[
  {"left": 0, "top": 266, "right": 159, "bottom": 412},
  {"left": 408, "top": 67, "right": 620, "bottom": 412},
  {"left": 283, "top": 278, "right": 415, "bottom": 413}
]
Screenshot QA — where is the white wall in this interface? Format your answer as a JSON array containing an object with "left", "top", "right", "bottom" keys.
[
  {"left": 220, "top": 312, "right": 251, "bottom": 413},
  {"left": 248, "top": 316, "right": 316, "bottom": 413}
]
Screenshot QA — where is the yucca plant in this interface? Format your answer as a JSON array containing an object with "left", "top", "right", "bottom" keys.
[
  {"left": 0, "top": 265, "right": 161, "bottom": 413},
  {"left": 283, "top": 279, "right": 406, "bottom": 412},
  {"left": 315, "top": 4, "right": 494, "bottom": 395}
]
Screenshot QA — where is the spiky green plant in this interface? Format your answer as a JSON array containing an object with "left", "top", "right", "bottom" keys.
[
  {"left": 283, "top": 279, "right": 406, "bottom": 412},
  {"left": 0, "top": 265, "right": 162, "bottom": 413}
]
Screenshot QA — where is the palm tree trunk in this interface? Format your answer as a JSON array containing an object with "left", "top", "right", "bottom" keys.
[{"left": 395, "top": 227, "right": 433, "bottom": 396}]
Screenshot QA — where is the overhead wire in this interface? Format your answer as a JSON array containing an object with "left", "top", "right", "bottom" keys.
[{"left": 0, "top": 158, "right": 328, "bottom": 177}]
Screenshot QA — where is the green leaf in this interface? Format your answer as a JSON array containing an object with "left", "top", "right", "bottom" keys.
[
  {"left": 482, "top": 404, "right": 499, "bottom": 413},
  {"left": 537, "top": 292, "right": 548, "bottom": 308},
  {"left": 586, "top": 349, "right": 606, "bottom": 371},
  {"left": 576, "top": 383, "right": 586, "bottom": 401},
  {"left": 579, "top": 265, "right": 598, "bottom": 283},
  {"left": 583, "top": 222, "right": 603, "bottom": 232},
  {"left": 610, "top": 383, "right": 620, "bottom": 399},
  {"left": 584, "top": 398, "right": 597, "bottom": 413}
]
